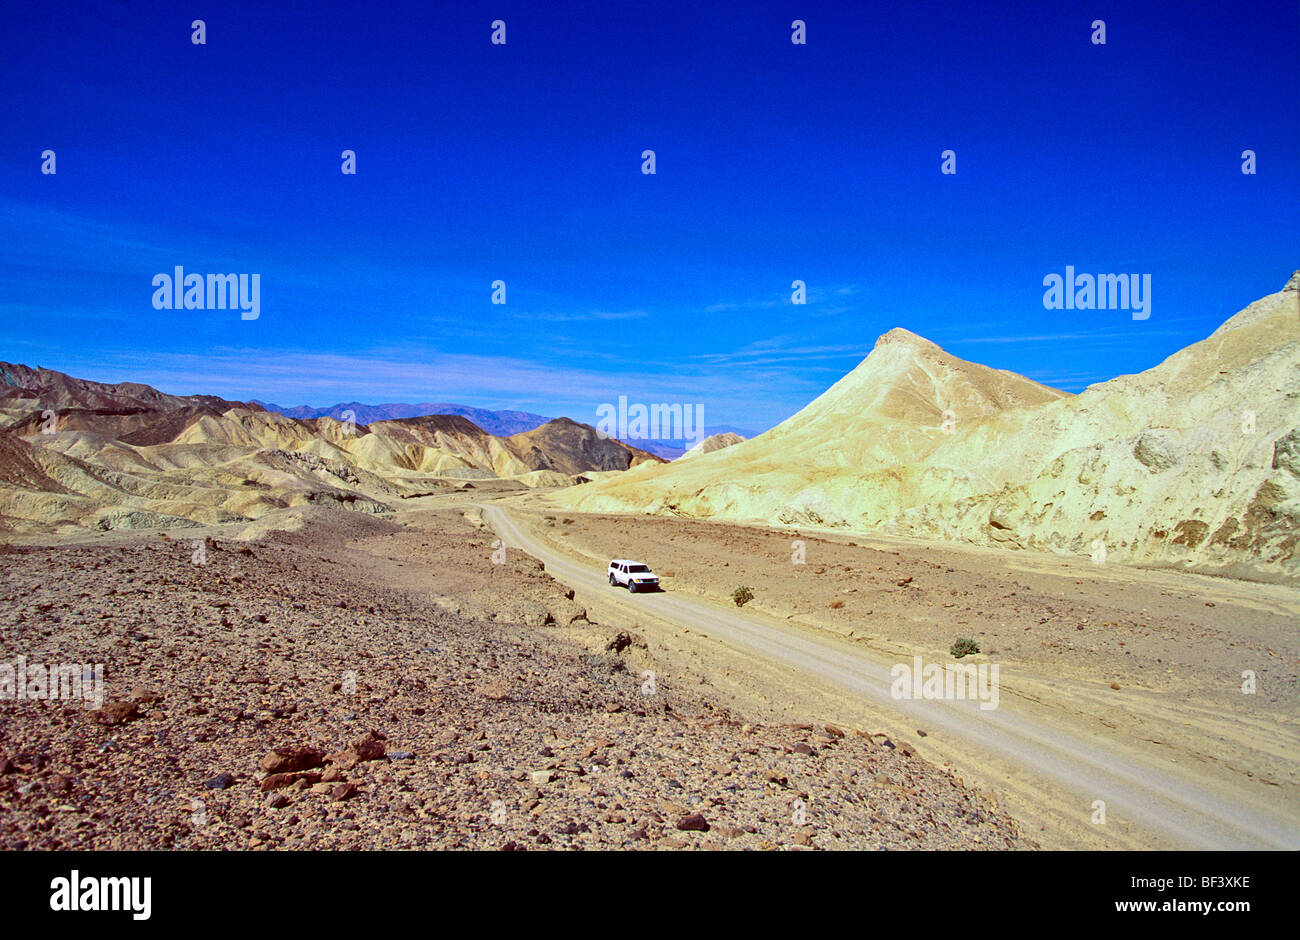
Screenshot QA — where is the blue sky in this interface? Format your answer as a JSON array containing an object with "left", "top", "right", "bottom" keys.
[{"left": 2, "top": 0, "right": 1297, "bottom": 433}]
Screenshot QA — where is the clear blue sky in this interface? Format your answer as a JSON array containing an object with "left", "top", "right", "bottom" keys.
[{"left": 2, "top": 0, "right": 1297, "bottom": 432}]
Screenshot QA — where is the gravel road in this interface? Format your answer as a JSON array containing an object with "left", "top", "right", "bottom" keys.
[{"left": 483, "top": 503, "right": 1300, "bottom": 850}]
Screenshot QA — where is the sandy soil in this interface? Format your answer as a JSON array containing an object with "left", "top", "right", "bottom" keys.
[{"left": 495, "top": 494, "right": 1300, "bottom": 848}]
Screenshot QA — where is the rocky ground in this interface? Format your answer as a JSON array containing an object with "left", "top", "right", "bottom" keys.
[
  {"left": 0, "top": 507, "right": 1029, "bottom": 850},
  {"left": 513, "top": 507, "right": 1300, "bottom": 847}
]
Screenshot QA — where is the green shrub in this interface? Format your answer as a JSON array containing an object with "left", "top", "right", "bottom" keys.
[
  {"left": 731, "top": 585, "right": 754, "bottom": 607},
  {"left": 950, "top": 637, "right": 980, "bottom": 659}
]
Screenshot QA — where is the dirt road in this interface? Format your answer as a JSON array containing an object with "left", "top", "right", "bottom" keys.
[{"left": 482, "top": 502, "right": 1300, "bottom": 850}]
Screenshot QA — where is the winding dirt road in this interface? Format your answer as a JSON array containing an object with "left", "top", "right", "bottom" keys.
[{"left": 482, "top": 502, "right": 1299, "bottom": 850}]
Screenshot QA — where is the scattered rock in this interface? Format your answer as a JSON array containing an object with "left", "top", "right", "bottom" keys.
[
  {"left": 260, "top": 771, "right": 322, "bottom": 792},
  {"left": 47, "top": 774, "right": 72, "bottom": 793},
  {"left": 260, "top": 746, "right": 327, "bottom": 774},
  {"left": 350, "top": 731, "right": 387, "bottom": 761},
  {"left": 676, "top": 813, "right": 709, "bottom": 832},
  {"left": 327, "top": 731, "right": 387, "bottom": 768},
  {"left": 94, "top": 701, "right": 139, "bottom": 726}
]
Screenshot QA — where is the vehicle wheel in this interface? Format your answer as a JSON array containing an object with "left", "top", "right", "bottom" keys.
[
  {"left": 609, "top": 573, "right": 616, "bottom": 586},
  {"left": 627, "top": 581, "right": 637, "bottom": 593}
]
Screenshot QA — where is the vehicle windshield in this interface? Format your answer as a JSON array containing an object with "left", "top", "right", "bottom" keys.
[{"left": 628, "top": 564, "right": 651, "bottom": 573}]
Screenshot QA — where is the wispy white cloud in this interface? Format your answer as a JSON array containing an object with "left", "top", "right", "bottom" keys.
[
  {"left": 530, "top": 309, "right": 650, "bottom": 322},
  {"left": 704, "top": 283, "right": 862, "bottom": 315},
  {"left": 704, "top": 298, "right": 782, "bottom": 314},
  {"left": 1021, "top": 370, "right": 1114, "bottom": 388},
  {"left": 689, "top": 334, "right": 867, "bottom": 366},
  {"left": 948, "top": 328, "right": 1198, "bottom": 345}
]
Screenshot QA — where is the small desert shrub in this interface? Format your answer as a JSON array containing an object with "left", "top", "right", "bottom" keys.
[
  {"left": 828, "top": 598, "right": 845, "bottom": 609},
  {"left": 732, "top": 586, "right": 754, "bottom": 607},
  {"left": 950, "top": 637, "right": 980, "bottom": 659}
]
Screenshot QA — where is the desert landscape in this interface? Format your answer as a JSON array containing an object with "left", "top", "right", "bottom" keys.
[
  {"left": 2, "top": 275, "right": 1297, "bottom": 851},
  {"left": 558, "top": 274, "right": 1300, "bottom": 585},
  {"left": 6, "top": 5, "right": 1300, "bottom": 929}
]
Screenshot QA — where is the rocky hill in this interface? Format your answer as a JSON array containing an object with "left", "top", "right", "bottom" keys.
[{"left": 556, "top": 274, "right": 1300, "bottom": 584}]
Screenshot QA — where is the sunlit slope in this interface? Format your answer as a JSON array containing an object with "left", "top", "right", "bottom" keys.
[{"left": 557, "top": 276, "right": 1300, "bottom": 582}]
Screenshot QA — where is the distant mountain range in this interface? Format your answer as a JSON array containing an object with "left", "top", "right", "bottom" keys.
[
  {"left": 251, "top": 400, "right": 550, "bottom": 438},
  {"left": 253, "top": 399, "right": 760, "bottom": 460}
]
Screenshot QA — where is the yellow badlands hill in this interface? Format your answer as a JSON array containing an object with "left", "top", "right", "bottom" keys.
[
  {"left": 556, "top": 275, "right": 1300, "bottom": 583},
  {"left": 680, "top": 432, "right": 746, "bottom": 459},
  {"left": 0, "top": 373, "right": 661, "bottom": 535}
]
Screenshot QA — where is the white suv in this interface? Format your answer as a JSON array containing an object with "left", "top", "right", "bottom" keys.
[{"left": 608, "top": 559, "right": 660, "bottom": 593}]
